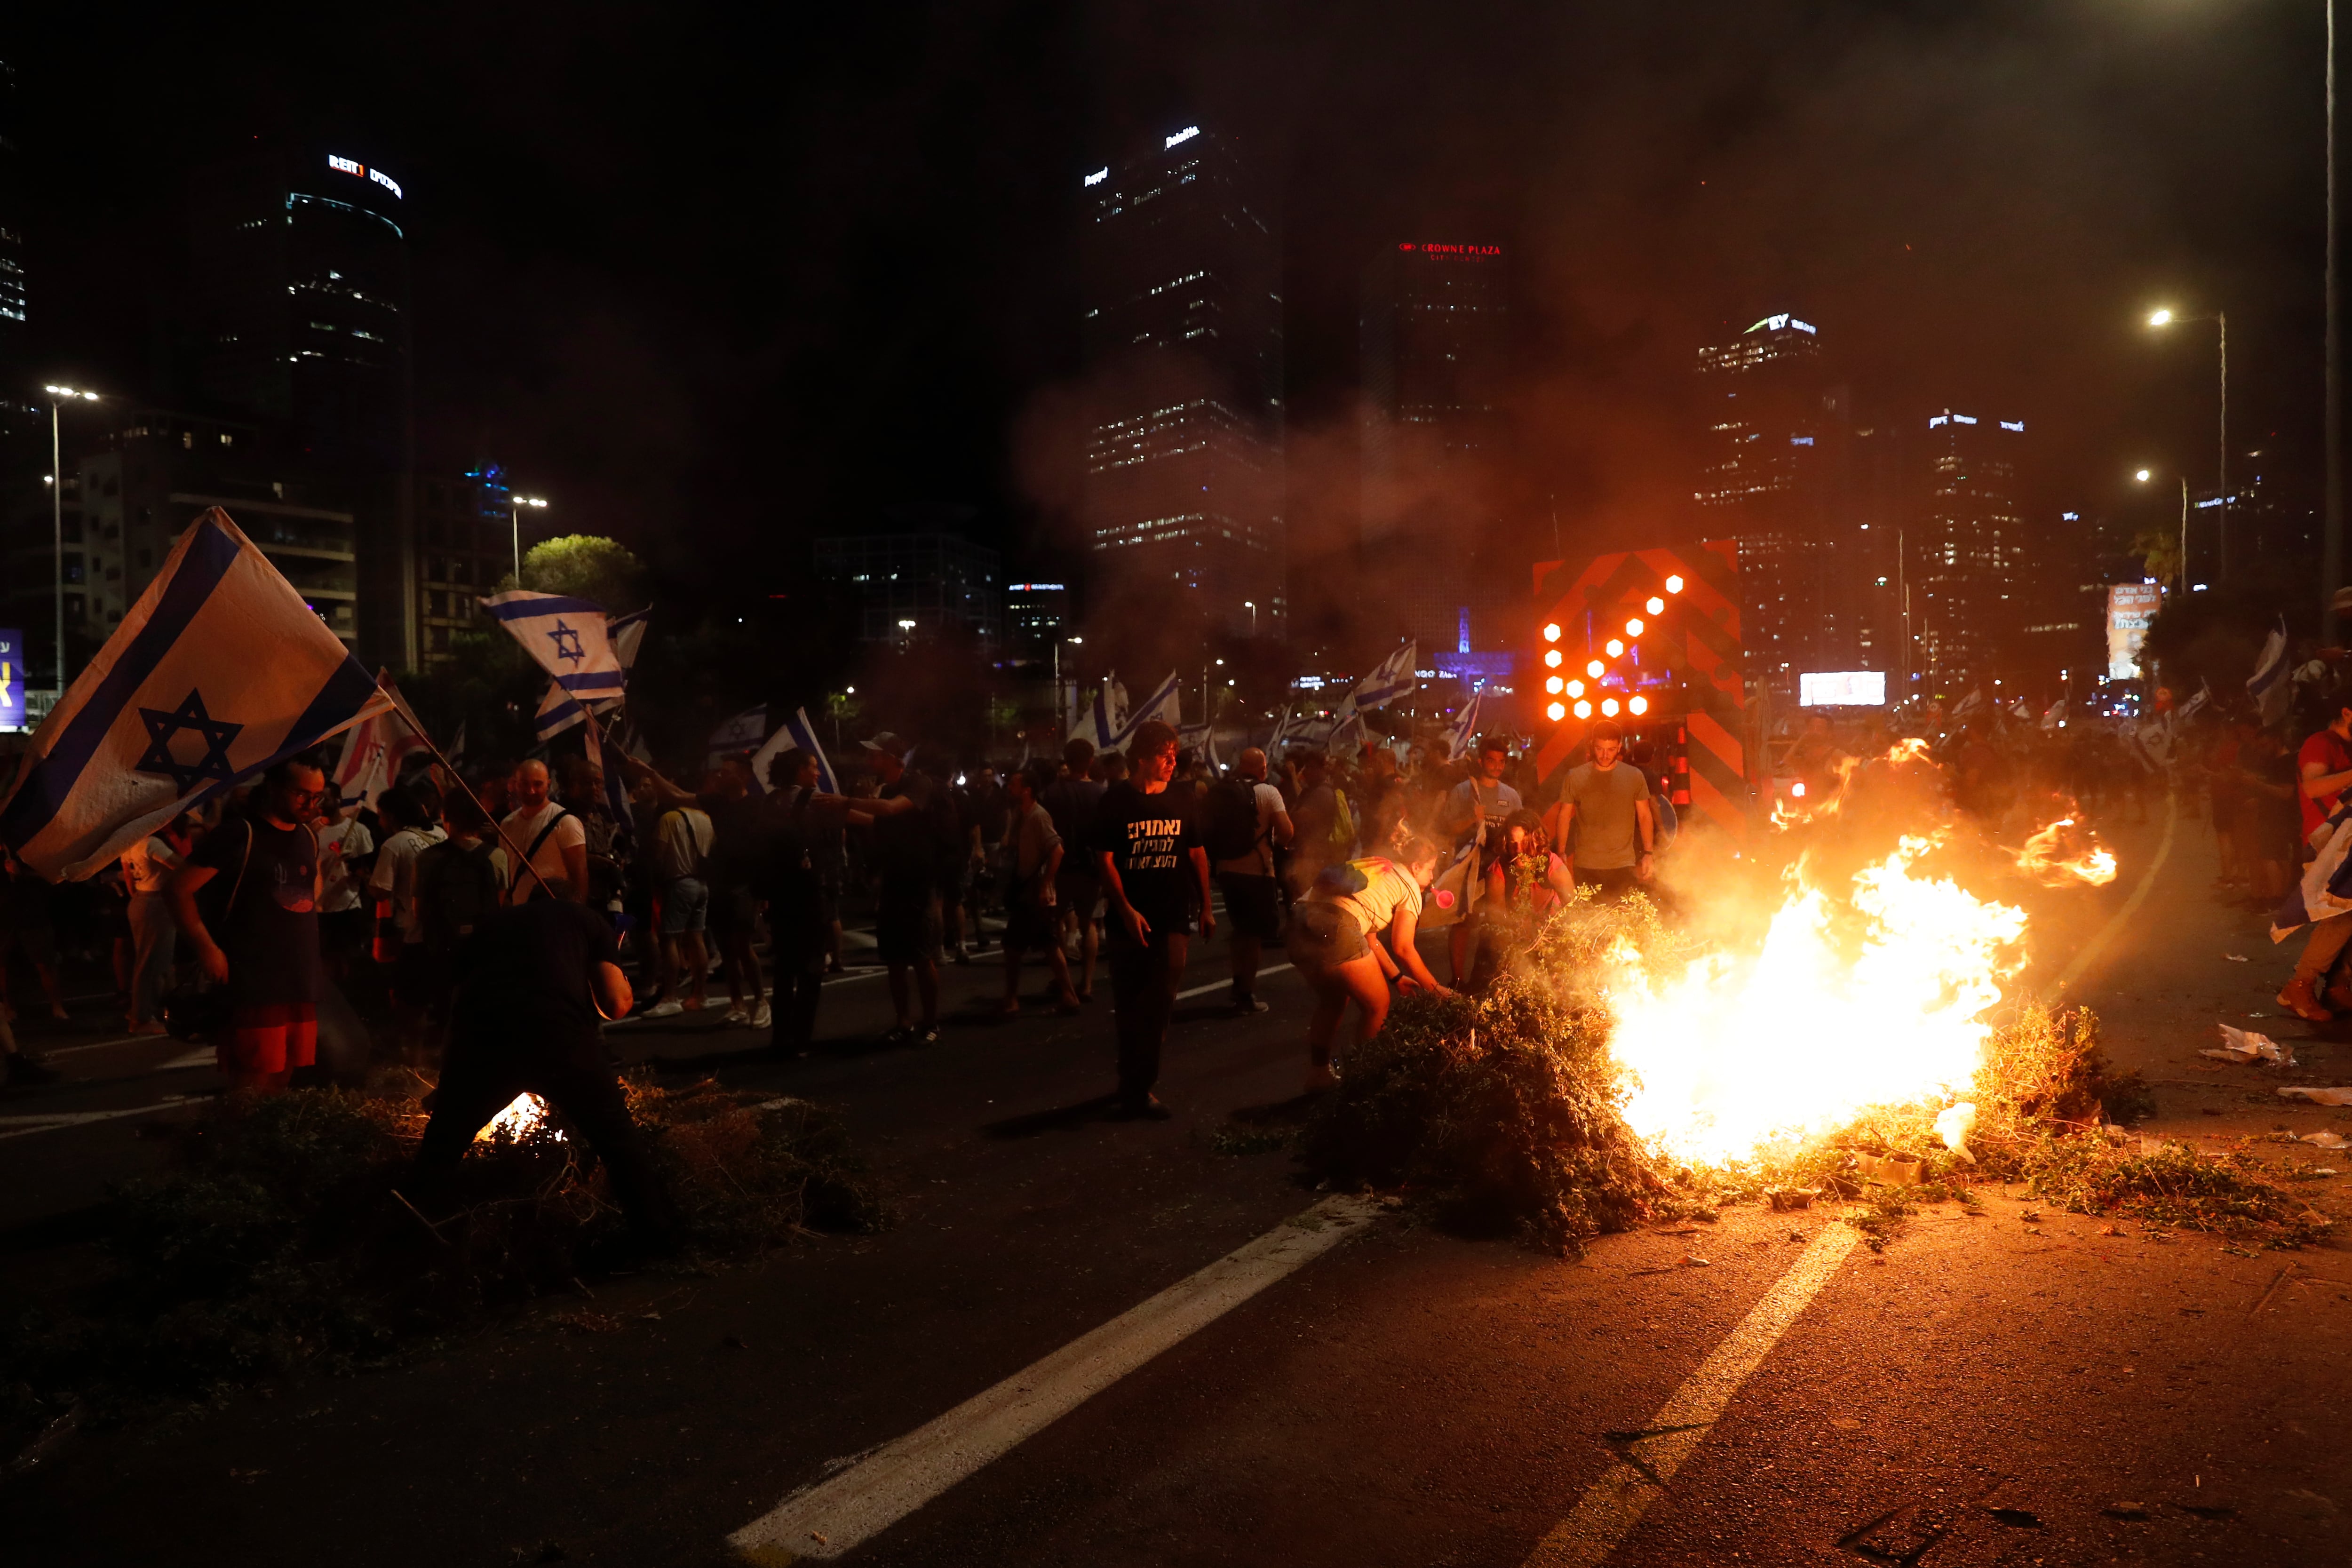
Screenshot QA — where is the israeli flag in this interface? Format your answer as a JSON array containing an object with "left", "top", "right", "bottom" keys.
[
  {"left": 535, "top": 679, "right": 588, "bottom": 742},
  {"left": 0, "top": 508, "right": 390, "bottom": 880},
  {"left": 1069, "top": 676, "right": 1128, "bottom": 749},
  {"left": 1441, "top": 691, "right": 1483, "bottom": 759},
  {"left": 2274, "top": 799, "right": 2352, "bottom": 938},
  {"left": 749, "top": 706, "right": 837, "bottom": 795},
  {"left": 1341, "top": 641, "right": 1418, "bottom": 714},
  {"left": 709, "top": 703, "right": 768, "bottom": 751},
  {"left": 331, "top": 684, "right": 428, "bottom": 815},
  {"left": 1266, "top": 704, "right": 1294, "bottom": 754},
  {"left": 479, "top": 590, "right": 624, "bottom": 699},
  {"left": 1116, "top": 671, "right": 1181, "bottom": 741},
  {"left": 2249, "top": 616, "right": 2291, "bottom": 726},
  {"left": 609, "top": 605, "right": 650, "bottom": 679}
]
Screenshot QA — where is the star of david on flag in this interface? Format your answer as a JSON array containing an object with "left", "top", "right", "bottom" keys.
[
  {"left": 478, "top": 590, "right": 625, "bottom": 699},
  {"left": 0, "top": 508, "right": 392, "bottom": 880}
]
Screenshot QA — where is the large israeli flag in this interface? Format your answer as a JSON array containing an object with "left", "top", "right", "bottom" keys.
[
  {"left": 479, "top": 590, "right": 624, "bottom": 699},
  {"left": 0, "top": 508, "right": 390, "bottom": 880},
  {"left": 331, "top": 681, "right": 428, "bottom": 815},
  {"left": 1340, "top": 641, "right": 1418, "bottom": 714},
  {"left": 749, "top": 706, "right": 838, "bottom": 795}
]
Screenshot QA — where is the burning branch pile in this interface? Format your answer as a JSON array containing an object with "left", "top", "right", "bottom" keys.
[
  {"left": 1297, "top": 776, "right": 2315, "bottom": 1258},
  {"left": 0, "top": 1075, "right": 887, "bottom": 1429}
]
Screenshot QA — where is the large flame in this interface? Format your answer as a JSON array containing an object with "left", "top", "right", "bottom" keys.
[
  {"left": 2014, "top": 817, "right": 2118, "bottom": 886},
  {"left": 1604, "top": 835, "right": 2026, "bottom": 1165}
]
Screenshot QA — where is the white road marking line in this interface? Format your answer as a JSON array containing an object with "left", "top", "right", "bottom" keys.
[
  {"left": 1175, "top": 963, "right": 1292, "bottom": 1002},
  {"left": 728, "top": 1194, "right": 1381, "bottom": 1562},
  {"left": 2052, "top": 791, "right": 2175, "bottom": 996},
  {"left": 0, "top": 1095, "right": 205, "bottom": 1141},
  {"left": 38, "top": 1033, "right": 149, "bottom": 1058},
  {"left": 1522, "top": 1223, "right": 1862, "bottom": 1568}
]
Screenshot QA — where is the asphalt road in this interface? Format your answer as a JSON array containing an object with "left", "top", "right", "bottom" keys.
[{"left": 10, "top": 802, "right": 2352, "bottom": 1567}]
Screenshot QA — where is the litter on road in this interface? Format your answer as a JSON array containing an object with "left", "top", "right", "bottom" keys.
[
  {"left": 2202, "top": 1024, "right": 2294, "bottom": 1067},
  {"left": 2278, "top": 1087, "right": 2352, "bottom": 1107}
]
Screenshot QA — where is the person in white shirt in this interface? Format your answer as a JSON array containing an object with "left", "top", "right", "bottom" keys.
[
  {"left": 1440, "top": 736, "right": 1522, "bottom": 986},
  {"left": 501, "top": 759, "right": 588, "bottom": 903},
  {"left": 119, "top": 815, "right": 193, "bottom": 1034},
  {"left": 315, "top": 810, "right": 375, "bottom": 981},
  {"left": 369, "top": 783, "right": 447, "bottom": 1059}
]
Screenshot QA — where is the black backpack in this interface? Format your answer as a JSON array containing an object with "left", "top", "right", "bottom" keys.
[
  {"left": 1202, "top": 776, "right": 1263, "bottom": 863},
  {"left": 416, "top": 837, "right": 503, "bottom": 957}
]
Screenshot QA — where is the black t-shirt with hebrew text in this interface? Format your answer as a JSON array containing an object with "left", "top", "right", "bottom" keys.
[{"left": 1089, "top": 781, "right": 1201, "bottom": 941}]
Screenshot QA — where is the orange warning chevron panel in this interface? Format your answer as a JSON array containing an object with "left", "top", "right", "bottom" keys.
[{"left": 1531, "top": 540, "right": 1748, "bottom": 838}]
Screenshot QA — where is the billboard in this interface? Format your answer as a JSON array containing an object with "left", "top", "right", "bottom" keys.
[
  {"left": 2106, "top": 584, "right": 2162, "bottom": 681},
  {"left": 0, "top": 629, "right": 21, "bottom": 730},
  {"left": 1798, "top": 670, "right": 1886, "bottom": 708}
]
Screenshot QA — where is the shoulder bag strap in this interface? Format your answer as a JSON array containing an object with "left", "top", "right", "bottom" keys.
[{"left": 523, "top": 807, "right": 574, "bottom": 865}]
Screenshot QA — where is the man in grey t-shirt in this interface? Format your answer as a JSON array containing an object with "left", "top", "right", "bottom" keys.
[{"left": 1557, "top": 719, "right": 1656, "bottom": 899}]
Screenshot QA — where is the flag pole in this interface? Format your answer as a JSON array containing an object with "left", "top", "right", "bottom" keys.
[{"left": 376, "top": 677, "right": 556, "bottom": 901}]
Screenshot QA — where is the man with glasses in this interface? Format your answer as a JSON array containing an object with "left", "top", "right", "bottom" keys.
[{"left": 171, "top": 753, "right": 331, "bottom": 1094}]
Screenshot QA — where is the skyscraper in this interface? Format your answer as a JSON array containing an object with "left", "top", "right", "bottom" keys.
[
  {"left": 1360, "top": 240, "right": 1508, "bottom": 653},
  {"left": 1079, "top": 125, "right": 1284, "bottom": 639},
  {"left": 184, "top": 143, "right": 412, "bottom": 470},
  {"left": 0, "top": 55, "right": 25, "bottom": 390},
  {"left": 1693, "top": 313, "right": 1845, "bottom": 697},
  {"left": 1910, "top": 410, "right": 2025, "bottom": 688}
]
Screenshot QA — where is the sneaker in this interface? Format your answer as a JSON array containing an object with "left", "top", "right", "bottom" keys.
[
  {"left": 1231, "top": 995, "right": 1269, "bottom": 1015},
  {"left": 916, "top": 1026, "right": 940, "bottom": 1047},
  {"left": 751, "top": 1001, "right": 772, "bottom": 1029},
  {"left": 723, "top": 1008, "right": 752, "bottom": 1026},
  {"left": 882, "top": 1026, "right": 914, "bottom": 1049},
  {"left": 5, "top": 1053, "right": 61, "bottom": 1087},
  {"left": 951, "top": 947, "right": 972, "bottom": 967},
  {"left": 643, "top": 999, "right": 685, "bottom": 1018},
  {"left": 127, "top": 1019, "right": 169, "bottom": 1036}
]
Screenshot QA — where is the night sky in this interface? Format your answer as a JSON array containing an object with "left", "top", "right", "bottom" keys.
[{"left": 10, "top": 1, "right": 2336, "bottom": 632}]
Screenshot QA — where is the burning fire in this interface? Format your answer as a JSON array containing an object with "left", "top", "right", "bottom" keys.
[
  {"left": 2013, "top": 817, "right": 2117, "bottom": 886},
  {"left": 1603, "top": 835, "right": 2026, "bottom": 1165},
  {"left": 474, "top": 1092, "right": 561, "bottom": 1143}
]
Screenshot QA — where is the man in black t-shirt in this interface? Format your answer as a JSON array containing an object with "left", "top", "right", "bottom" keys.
[
  {"left": 1090, "top": 720, "right": 1213, "bottom": 1118},
  {"left": 856, "top": 733, "right": 946, "bottom": 1047},
  {"left": 1041, "top": 738, "right": 1106, "bottom": 1001},
  {"left": 171, "top": 754, "right": 329, "bottom": 1094},
  {"left": 408, "top": 898, "right": 680, "bottom": 1243}
]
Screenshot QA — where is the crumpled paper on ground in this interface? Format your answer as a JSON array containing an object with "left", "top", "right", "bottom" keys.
[
  {"left": 2278, "top": 1086, "right": 2352, "bottom": 1107},
  {"left": 2203, "top": 1024, "right": 2296, "bottom": 1067},
  {"left": 2299, "top": 1130, "right": 2352, "bottom": 1149}
]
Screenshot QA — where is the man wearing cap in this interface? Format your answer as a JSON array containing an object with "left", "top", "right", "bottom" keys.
[
  {"left": 853, "top": 733, "right": 947, "bottom": 1047},
  {"left": 1556, "top": 719, "right": 1656, "bottom": 899}
]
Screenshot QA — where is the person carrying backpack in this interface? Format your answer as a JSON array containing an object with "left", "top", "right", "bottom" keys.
[
  {"left": 639, "top": 792, "right": 715, "bottom": 1019},
  {"left": 1205, "top": 747, "right": 1293, "bottom": 1015}
]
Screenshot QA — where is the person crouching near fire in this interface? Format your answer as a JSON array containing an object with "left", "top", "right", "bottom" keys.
[
  {"left": 1286, "top": 833, "right": 1454, "bottom": 1093},
  {"left": 405, "top": 896, "right": 684, "bottom": 1251}
]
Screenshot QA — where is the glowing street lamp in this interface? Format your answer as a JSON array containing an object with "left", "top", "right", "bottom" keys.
[{"left": 2146, "top": 305, "right": 2227, "bottom": 579}]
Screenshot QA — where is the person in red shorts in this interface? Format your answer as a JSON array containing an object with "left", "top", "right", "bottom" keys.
[{"left": 169, "top": 753, "right": 329, "bottom": 1092}]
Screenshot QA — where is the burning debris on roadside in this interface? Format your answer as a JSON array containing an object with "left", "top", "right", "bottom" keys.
[
  {"left": 1288, "top": 774, "right": 2317, "bottom": 1259},
  {"left": 0, "top": 1074, "right": 887, "bottom": 1444}
]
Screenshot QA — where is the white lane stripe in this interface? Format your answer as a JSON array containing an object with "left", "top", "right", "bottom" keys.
[
  {"left": 728, "top": 1194, "right": 1381, "bottom": 1561},
  {"left": 39, "top": 1033, "right": 149, "bottom": 1058},
  {"left": 0, "top": 1095, "right": 205, "bottom": 1140},
  {"left": 2052, "top": 789, "right": 2175, "bottom": 995},
  {"left": 1523, "top": 1223, "right": 1861, "bottom": 1568},
  {"left": 1175, "top": 962, "right": 1292, "bottom": 1002}
]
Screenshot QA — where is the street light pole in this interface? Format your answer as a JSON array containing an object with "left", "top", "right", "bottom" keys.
[{"left": 509, "top": 493, "right": 548, "bottom": 585}]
